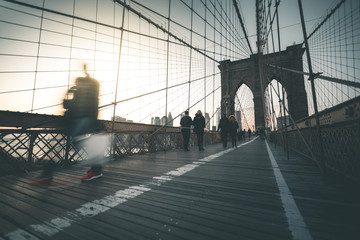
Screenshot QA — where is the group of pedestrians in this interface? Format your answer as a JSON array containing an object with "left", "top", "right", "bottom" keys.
[
  {"left": 180, "top": 110, "right": 206, "bottom": 151},
  {"left": 238, "top": 128, "right": 252, "bottom": 141},
  {"left": 180, "top": 111, "right": 245, "bottom": 151},
  {"left": 218, "top": 113, "right": 240, "bottom": 148}
]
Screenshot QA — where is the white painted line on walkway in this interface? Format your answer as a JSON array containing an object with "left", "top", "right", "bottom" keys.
[
  {"left": 265, "top": 140, "right": 312, "bottom": 240},
  {"left": 5, "top": 138, "right": 257, "bottom": 239}
]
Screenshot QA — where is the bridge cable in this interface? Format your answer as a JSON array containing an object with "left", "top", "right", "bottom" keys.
[
  {"left": 298, "top": 0, "right": 327, "bottom": 179},
  {"left": 305, "top": 0, "right": 345, "bottom": 44},
  {"left": 114, "top": 0, "right": 219, "bottom": 63},
  {"left": 111, "top": 0, "right": 127, "bottom": 133},
  {"left": 234, "top": 93, "right": 250, "bottom": 130},
  {"left": 232, "top": 0, "right": 253, "bottom": 55}
]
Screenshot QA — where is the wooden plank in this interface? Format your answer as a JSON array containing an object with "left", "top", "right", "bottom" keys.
[
  {"left": 267, "top": 142, "right": 360, "bottom": 240},
  {"left": 1, "top": 139, "right": 359, "bottom": 239}
]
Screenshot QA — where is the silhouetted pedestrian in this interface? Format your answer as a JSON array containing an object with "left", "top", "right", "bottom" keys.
[
  {"left": 193, "top": 110, "right": 205, "bottom": 151},
  {"left": 248, "top": 128, "right": 252, "bottom": 139},
  {"left": 180, "top": 110, "right": 193, "bottom": 151},
  {"left": 228, "top": 115, "right": 239, "bottom": 148},
  {"left": 218, "top": 113, "right": 229, "bottom": 147}
]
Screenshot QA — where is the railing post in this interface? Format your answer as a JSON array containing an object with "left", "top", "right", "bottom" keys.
[
  {"left": 64, "top": 133, "right": 70, "bottom": 166},
  {"left": 298, "top": 0, "right": 327, "bottom": 182},
  {"left": 112, "top": 133, "right": 118, "bottom": 159}
]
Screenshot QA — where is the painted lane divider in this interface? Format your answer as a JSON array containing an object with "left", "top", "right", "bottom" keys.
[
  {"left": 265, "top": 140, "right": 312, "bottom": 240},
  {"left": 5, "top": 138, "right": 257, "bottom": 240}
]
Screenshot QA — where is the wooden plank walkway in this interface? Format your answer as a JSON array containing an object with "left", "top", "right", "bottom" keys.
[{"left": 0, "top": 137, "right": 359, "bottom": 240}]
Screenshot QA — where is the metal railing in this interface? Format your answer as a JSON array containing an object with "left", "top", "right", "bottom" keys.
[
  {"left": 269, "top": 96, "right": 360, "bottom": 183},
  {"left": 0, "top": 112, "right": 219, "bottom": 175}
]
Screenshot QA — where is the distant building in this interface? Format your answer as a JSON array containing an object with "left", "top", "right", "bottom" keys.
[
  {"left": 151, "top": 112, "right": 174, "bottom": 126},
  {"left": 160, "top": 116, "right": 167, "bottom": 126},
  {"left": 167, "top": 112, "right": 173, "bottom": 127},
  {"left": 151, "top": 117, "right": 161, "bottom": 125},
  {"left": 112, "top": 116, "right": 126, "bottom": 122}
]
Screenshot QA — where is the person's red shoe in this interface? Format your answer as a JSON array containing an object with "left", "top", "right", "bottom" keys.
[{"left": 81, "top": 170, "right": 103, "bottom": 181}]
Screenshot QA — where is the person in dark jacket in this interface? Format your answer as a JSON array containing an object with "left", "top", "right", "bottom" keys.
[
  {"left": 180, "top": 110, "right": 193, "bottom": 151},
  {"left": 32, "top": 64, "right": 102, "bottom": 184},
  {"left": 248, "top": 128, "right": 252, "bottom": 139},
  {"left": 218, "top": 113, "right": 229, "bottom": 147},
  {"left": 228, "top": 115, "right": 239, "bottom": 148},
  {"left": 193, "top": 110, "right": 205, "bottom": 151}
]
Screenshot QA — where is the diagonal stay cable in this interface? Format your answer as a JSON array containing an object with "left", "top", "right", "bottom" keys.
[
  {"left": 233, "top": 0, "right": 253, "bottom": 55},
  {"left": 99, "top": 72, "right": 220, "bottom": 110},
  {"left": 235, "top": 92, "right": 250, "bottom": 129},
  {"left": 113, "top": 0, "right": 219, "bottom": 63},
  {"left": 266, "top": 64, "right": 360, "bottom": 88},
  {"left": 305, "top": 0, "right": 345, "bottom": 42}
]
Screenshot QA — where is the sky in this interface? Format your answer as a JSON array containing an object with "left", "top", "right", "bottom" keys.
[{"left": 0, "top": 0, "right": 349, "bottom": 129}]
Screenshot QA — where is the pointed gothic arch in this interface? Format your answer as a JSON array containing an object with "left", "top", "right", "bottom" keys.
[{"left": 219, "top": 44, "right": 308, "bottom": 128}]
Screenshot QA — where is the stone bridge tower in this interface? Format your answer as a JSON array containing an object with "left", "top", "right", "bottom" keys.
[{"left": 219, "top": 44, "right": 308, "bottom": 129}]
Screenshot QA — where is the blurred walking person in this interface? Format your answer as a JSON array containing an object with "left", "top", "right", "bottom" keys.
[
  {"left": 180, "top": 110, "right": 193, "bottom": 151},
  {"left": 69, "top": 65, "right": 102, "bottom": 181},
  {"left": 193, "top": 110, "right": 205, "bottom": 151},
  {"left": 33, "top": 64, "right": 102, "bottom": 184}
]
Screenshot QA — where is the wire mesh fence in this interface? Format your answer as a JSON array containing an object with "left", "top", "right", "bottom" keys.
[{"left": 0, "top": 124, "right": 219, "bottom": 176}]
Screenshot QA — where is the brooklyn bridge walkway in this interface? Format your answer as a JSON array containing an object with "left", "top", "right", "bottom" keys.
[{"left": 0, "top": 138, "right": 359, "bottom": 240}]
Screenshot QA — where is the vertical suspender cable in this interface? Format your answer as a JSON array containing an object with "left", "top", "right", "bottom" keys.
[
  {"left": 220, "top": 0, "right": 222, "bottom": 60},
  {"left": 66, "top": 0, "right": 76, "bottom": 99},
  {"left": 138, "top": 14, "right": 141, "bottom": 120},
  {"left": 298, "top": 0, "right": 327, "bottom": 182},
  {"left": 165, "top": 0, "right": 171, "bottom": 149},
  {"left": 31, "top": 0, "right": 45, "bottom": 113},
  {"left": 204, "top": 0, "right": 207, "bottom": 118},
  {"left": 268, "top": 0, "right": 277, "bottom": 133},
  {"left": 188, "top": 0, "right": 193, "bottom": 110},
  {"left": 93, "top": 0, "right": 98, "bottom": 76},
  {"left": 226, "top": 0, "right": 228, "bottom": 59},
  {"left": 212, "top": 0, "right": 216, "bottom": 130},
  {"left": 344, "top": 2, "right": 349, "bottom": 99},
  {"left": 275, "top": 0, "right": 289, "bottom": 159},
  {"left": 111, "top": 0, "right": 127, "bottom": 159},
  {"left": 112, "top": 0, "right": 127, "bottom": 132},
  {"left": 351, "top": 0, "right": 357, "bottom": 97},
  {"left": 112, "top": 0, "right": 116, "bottom": 108},
  {"left": 148, "top": 20, "right": 151, "bottom": 122}
]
